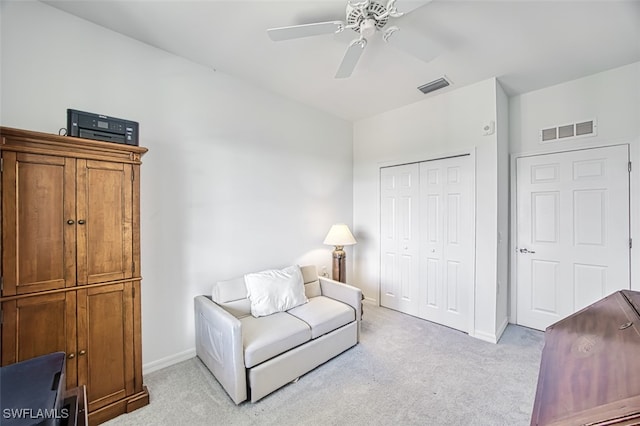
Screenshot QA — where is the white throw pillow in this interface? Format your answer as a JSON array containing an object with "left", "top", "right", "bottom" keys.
[{"left": 244, "top": 265, "right": 308, "bottom": 317}]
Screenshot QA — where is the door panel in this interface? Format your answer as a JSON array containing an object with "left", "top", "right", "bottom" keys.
[
  {"left": 0, "top": 292, "right": 77, "bottom": 389},
  {"left": 380, "top": 163, "right": 420, "bottom": 315},
  {"left": 76, "top": 160, "right": 133, "bottom": 285},
  {"left": 2, "top": 152, "right": 76, "bottom": 295},
  {"left": 380, "top": 156, "right": 473, "bottom": 332},
  {"left": 78, "top": 283, "right": 134, "bottom": 411},
  {"left": 419, "top": 156, "right": 473, "bottom": 332},
  {"left": 516, "top": 145, "right": 630, "bottom": 330}
]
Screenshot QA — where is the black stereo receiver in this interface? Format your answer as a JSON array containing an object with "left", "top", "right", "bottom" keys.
[{"left": 67, "top": 108, "right": 139, "bottom": 146}]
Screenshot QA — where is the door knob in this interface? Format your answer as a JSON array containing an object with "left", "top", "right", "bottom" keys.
[
  {"left": 79, "top": 350, "right": 86, "bottom": 356},
  {"left": 67, "top": 353, "right": 75, "bottom": 359},
  {"left": 78, "top": 220, "right": 85, "bottom": 225},
  {"left": 67, "top": 220, "right": 74, "bottom": 225},
  {"left": 518, "top": 248, "right": 536, "bottom": 254}
]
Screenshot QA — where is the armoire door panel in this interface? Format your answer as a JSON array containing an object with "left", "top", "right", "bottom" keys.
[
  {"left": 1, "top": 152, "right": 76, "bottom": 296},
  {"left": 0, "top": 292, "right": 77, "bottom": 389},
  {"left": 78, "top": 283, "right": 134, "bottom": 411},
  {"left": 76, "top": 160, "right": 133, "bottom": 285}
]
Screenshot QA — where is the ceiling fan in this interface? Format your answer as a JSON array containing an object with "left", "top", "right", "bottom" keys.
[{"left": 266, "top": 0, "right": 443, "bottom": 79}]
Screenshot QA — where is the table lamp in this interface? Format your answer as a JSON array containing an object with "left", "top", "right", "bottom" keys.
[{"left": 323, "top": 224, "right": 357, "bottom": 283}]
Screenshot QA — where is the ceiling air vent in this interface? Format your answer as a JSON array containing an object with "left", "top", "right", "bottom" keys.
[
  {"left": 539, "top": 119, "right": 597, "bottom": 143},
  {"left": 418, "top": 77, "right": 450, "bottom": 95}
]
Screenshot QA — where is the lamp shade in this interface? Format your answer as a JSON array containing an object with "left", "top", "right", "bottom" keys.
[{"left": 323, "top": 224, "right": 357, "bottom": 246}]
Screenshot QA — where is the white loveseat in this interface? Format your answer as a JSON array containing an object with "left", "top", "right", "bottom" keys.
[{"left": 194, "top": 265, "right": 362, "bottom": 404}]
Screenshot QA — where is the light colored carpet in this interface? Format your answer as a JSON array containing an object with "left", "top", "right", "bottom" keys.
[{"left": 105, "top": 302, "right": 544, "bottom": 426}]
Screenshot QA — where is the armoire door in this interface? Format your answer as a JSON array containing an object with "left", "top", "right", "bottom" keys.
[
  {"left": 76, "top": 160, "right": 133, "bottom": 285},
  {"left": 1, "top": 152, "right": 76, "bottom": 296},
  {"left": 78, "top": 282, "right": 134, "bottom": 412},
  {"left": 0, "top": 291, "right": 78, "bottom": 389},
  {"left": 380, "top": 163, "right": 420, "bottom": 316}
]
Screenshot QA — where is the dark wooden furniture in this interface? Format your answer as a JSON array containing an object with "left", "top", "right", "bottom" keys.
[
  {"left": 0, "top": 127, "right": 148, "bottom": 425},
  {"left": 531, "top": 290, "right": 640, "bottom": 425},
  {"left": 62, "top": 385, "right": 88, "bottom": 426}
]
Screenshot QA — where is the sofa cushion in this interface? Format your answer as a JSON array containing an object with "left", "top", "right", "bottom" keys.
[
  {"left": 300, "top": 265, "right": 321, "bottom": 298},
  {"left": 212, "top": 276, "right": 248, "bottom": 303},
  {"left": 240, "top": 312, "right": 311, "bottom": 368},
  {"left": 212, "top": 276, "right": 251, "bottom": 318},
  {"left": 219, "top": 299, "right": 252, "bottom": 319},
  {"left": 245, "top": 265, "right": 308, "bottom": 317},
  {"left": 287, "top": 296, "right": 355, "bottom": 339}
]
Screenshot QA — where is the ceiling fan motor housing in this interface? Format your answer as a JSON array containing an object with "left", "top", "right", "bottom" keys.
[{"left": 346, "top": 1, "right": 389, "bottom": 34}]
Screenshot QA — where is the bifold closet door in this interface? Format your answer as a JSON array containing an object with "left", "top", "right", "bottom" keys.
[
  {"left": 418, "top": 156, "right": 473, "bottom": 332},
  {"left": 380, "top": 163, "right": 420, "bottom": 316},
  {"left": 380, "top": 156, "right": 473, "bottom": 332}
]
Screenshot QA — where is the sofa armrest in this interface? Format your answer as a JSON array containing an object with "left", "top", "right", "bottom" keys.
[
  {"left": 194, "top": 295, "right": 247, "bottom": 404},
  {"left": 319, "top": 277, "right": 362, "bottom": 341}
]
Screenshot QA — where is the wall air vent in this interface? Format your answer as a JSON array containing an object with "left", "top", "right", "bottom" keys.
[
  {"left": 418, "top": 76, "right": 451, "bottom": 95},
  {"left": 539, "top": 118, "right": 597, "bottom": 143}
]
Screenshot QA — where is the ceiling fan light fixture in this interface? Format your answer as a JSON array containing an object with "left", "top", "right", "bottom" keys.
[
  {"left": 417, "top": 76, "right": 451, "bottom": 95},
  {"left": 360, "top": 18, "right": 377, "bottom": 38}
]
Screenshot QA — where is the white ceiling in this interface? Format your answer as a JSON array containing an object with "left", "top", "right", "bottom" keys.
[{"left": 43, "top": 0, "right": 640, "bottom": 121}]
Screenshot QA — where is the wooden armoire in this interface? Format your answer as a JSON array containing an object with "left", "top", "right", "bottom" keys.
[
  {"left": 0, "top": 127, "right": 149, "bottom": 425},
  {"left": 530, "top": 290, "right": 640, "bottom": 425}
]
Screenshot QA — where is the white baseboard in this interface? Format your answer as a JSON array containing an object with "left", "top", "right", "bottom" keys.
[
  {"left": 496, "top": 317, "right": 509, "bottom": 341},
  {"left": 143, "top": 348, "right": 196, "bottom": 375},
  {"left": 470, "top": 330, "right": 497, "bottom": 343},
  {"left": 471, "top": 317, "right": 510, "bottom": 344}
]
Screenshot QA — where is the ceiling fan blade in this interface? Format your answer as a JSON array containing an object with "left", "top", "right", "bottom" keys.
[
  {"left": 335, "top": 39, "right": 367, "bottom": 79},
  {"left": 385, "top": 27, "right": 444, "bottom": 64},
  {"left": 393, "top": 0, "right": 433, "bottom": 14},
  {"left": 267, "top": 21, "right": 344, "bottom": 41}
]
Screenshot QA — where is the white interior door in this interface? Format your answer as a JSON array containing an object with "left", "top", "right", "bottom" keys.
[
  {"left": 380, "top": 163, "right": 420, "bottom": 316},
  {"left": 418, "top": 156, "right": 473, "bottom": 331},
  {"left": 380, "top": 155, "right": 473, "bottom": 332},
  {"left": 516, "top": 145, "right": 630, "bottom": 331}
]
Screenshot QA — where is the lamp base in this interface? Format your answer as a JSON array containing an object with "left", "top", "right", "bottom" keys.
[{"left": 332, "top": 247, "right": 347, "bottom": 283}]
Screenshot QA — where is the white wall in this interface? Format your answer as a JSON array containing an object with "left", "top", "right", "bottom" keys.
[
  {"left": 1, "top": 1, "right": 353, "bottom": 372},
  {"left": 353, "top": 78, "right": 506, "bottom": 342},
  {"left": 496, "top": 82, "right": 509, "bottom": 331},
  {"left": 509, "top": 62, "right": 640, "bottom": 313}
]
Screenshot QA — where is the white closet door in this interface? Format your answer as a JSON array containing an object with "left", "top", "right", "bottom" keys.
[
  {"left": 516, "top": 145, "right": 630, "bottom": 331},
  {"left": 380, "top": 156, "right": 473, "bottom": 332},
  {"left": 418, "top": 156, "right": 473, "bottom": 332},
  {"left": 380, "top": 163, "right": 420, "bottom": 316}
]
